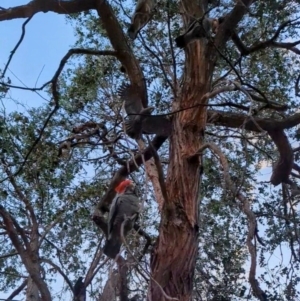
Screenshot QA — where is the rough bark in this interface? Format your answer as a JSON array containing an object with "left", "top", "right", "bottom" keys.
[
  {"left": 149, "top": 1, "right": 217, "bottom": 300},
  {"left": 148, "top": 0, "right": 258, "bottom": 298}
]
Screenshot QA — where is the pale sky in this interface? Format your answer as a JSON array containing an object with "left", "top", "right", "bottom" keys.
[{"left": 0, "top": 1, "right": 76, "bottom": 113}]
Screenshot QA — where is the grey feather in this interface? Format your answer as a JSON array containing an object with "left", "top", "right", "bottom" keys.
[
  {"left": 104, "top": 186, "right": 140, "bottom": 259},
  {"left": 118, "top": 84, "right": 172, "bottom": 138},
  {"left": 118, "top": 84, "right": 154, "bottom": 139},
  {"left": 141, "top": 115, "right": 172, "bottom": 137}
]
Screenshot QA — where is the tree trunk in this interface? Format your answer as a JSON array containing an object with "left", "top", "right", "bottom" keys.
[
  {"left": 26, "top": 277, "right": 40, "bottom": 301},
  {"left": 149, "top": 2, "right": 217, "bottom": 299}
]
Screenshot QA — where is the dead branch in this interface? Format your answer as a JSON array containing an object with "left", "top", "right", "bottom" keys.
[
  {"left": 147, "top": 137, "right": 169, "bottom": 206},
  {"left": 137, "top": 139, "right": 165, "bottom": 212}
]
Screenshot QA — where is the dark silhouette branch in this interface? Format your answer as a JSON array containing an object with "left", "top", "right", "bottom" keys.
[
  {"left": 0, "top": 0, "right": 97, "bottom": 21},
  {"left": 207, "top": 110, "right": 300, "bottom": 132},
  {"left": 6, "top": 278, "right": 28, "bottom": 301},
  {"left": 231, "top": 19, "right": 300, "bottom": 56},
  {"left": 40, "top": 258, "right": 74, "bottom": 291},
  {"left": 214, "top": 0, "right": 256, "bottom": 49},
  {"left": 2, "top": 15, "right": 33, "bottom": 78}
]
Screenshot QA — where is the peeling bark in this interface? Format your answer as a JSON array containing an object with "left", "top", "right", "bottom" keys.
[{"left": 149, "top": 1, "right": 216, "bottom": 299}]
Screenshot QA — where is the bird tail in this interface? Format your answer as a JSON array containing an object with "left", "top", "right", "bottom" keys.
[
  {"left": 175, "top": 35, "right": 186, "bottom": 48},
  {"left": 103, "top": 238, "right": 122, "bottom": 259},
  {"left": 128, "top": 24, "right": 137, "bottom": 40}
]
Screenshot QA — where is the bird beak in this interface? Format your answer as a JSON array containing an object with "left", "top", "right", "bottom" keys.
[{"left": 129, "top": 181, "right": 136, "bottom": 188}]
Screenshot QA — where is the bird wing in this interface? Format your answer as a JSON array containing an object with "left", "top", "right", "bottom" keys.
[
  {"left": 107, "top": 195, "right": 121, "bottom": 237},
  {"left": 141, "top": 115, "right": 172, "bottom": 137},
  {"left": 118, "top": 84, "right": 143, "bottom": 115}
]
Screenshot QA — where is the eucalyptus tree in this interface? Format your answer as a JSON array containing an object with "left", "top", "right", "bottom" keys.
[{"left": 1, "top": 0, "right": 300, "bottom": 301}]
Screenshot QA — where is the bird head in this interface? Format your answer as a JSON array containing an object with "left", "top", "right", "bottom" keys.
[{"left": 115, "top": 179, "right": 135, "bottom": 194}]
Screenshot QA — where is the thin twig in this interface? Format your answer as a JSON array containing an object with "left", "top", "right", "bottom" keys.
[{"left": 2, "top": 16, "right": 33, "bottom": 78}]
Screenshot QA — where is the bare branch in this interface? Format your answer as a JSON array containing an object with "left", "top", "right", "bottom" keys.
[
  {"left": 0, "top": 251, "right": 18, "bottom": 260},
  {"left": 0, "top": 0, "right": 97, "bottom": 21},
  {"left": 6, "top": 278, "right": 28, "bottom": 300},
  {"left": 2, "top": 16, "right": 33, "bottom": 78},
  {"left": 268, "top": 130, "right": 294, "bottom": 186},
  {"left": 231, "top": 19, "right": 300, "bottom": 56},
  {"left": 215, "top": 0, "right": 256, "bottom": 48}
]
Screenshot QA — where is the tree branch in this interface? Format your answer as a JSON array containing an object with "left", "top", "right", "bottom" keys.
[
  {"left": 6, "top": 278, "right": 28, "bottom": 300},
  {"left": 207, "top": 110, "right": 300, "bottom": 132},
  {"left": 40, "top": 257, "right": 73, "bottom": 291},
  {"left": 95, "top": 0, "right": 148, "bottom": 106},
  {"left": 94, "top": 135, "right": 167, "bottom": 213},
  {"left": 268, "top": 130, "right": 294, "bottom": 186},
  {"left": 0, "top": 205, "right": 52, "bottom": 301},
  {"left": 0, "top": 0, "right": 97, "bottom": 21}
]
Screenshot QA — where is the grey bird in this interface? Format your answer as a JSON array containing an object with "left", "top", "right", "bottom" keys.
[
  {"left": 118, "top": 83, "right": 172, "bottom": 139},
  {"left": 175, "top": 17, "right": 219, "bottom": 48},
  {"left": 103, "top": 179, "right": 141, "bottom": 259},
  {"left": 128, "top": 0, "right": 155, "bottom": 40}
]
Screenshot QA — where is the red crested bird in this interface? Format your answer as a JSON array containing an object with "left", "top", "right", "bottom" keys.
[{"left": 103, "top": 179, "right": 141, "bottom": 259}]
